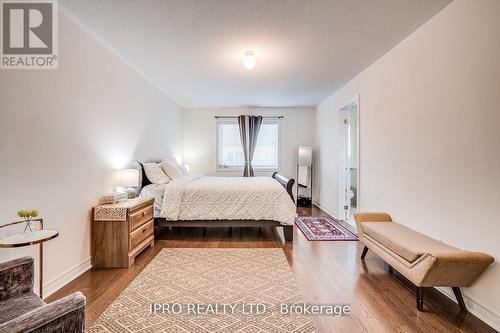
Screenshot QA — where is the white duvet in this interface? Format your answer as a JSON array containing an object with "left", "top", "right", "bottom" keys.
[{"left": 160, "top": 176, "right": 296, "bottom": 225}]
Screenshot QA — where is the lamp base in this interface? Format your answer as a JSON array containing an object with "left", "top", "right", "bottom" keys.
[{"left": 125, "top": 187, "right": 137, "bottom": 199}]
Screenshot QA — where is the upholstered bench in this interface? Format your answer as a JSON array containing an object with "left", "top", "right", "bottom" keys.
[{"left": 355, "top": 213, "right": 494, "bottom": 312}]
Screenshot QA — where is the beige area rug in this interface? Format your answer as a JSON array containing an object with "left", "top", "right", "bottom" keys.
[{"left": 88, "top": 248, "right": 315, "bottom": 332}]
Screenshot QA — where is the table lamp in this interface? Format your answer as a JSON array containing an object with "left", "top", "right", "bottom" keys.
[{"left": 120, "top": 168, "right": 140, "bottom": 198}]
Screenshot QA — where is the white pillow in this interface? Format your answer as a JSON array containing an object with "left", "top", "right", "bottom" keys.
[
  {"left": 177, "top": 164, "right": 189, "bottom": 176},
  {"left": 165, "top": 158, "right": 188, "bottom": 176},
  {"left": 160, "top": 160, "right": 184, "bottom": 179},
  {"left": 143, "top": 163, "right": 170, "bottom": 184}
]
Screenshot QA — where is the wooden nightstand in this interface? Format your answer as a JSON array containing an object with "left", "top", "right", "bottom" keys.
[{"left": 92, "top": 197, "right": 154, "bottom": 268}]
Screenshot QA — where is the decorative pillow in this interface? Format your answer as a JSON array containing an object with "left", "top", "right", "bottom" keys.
[
  {"left": 160, "top": 160, "right": 184, "bottom": 179},
  {"left": 142, "top": 162, "right": 170, "bottom": 184}
]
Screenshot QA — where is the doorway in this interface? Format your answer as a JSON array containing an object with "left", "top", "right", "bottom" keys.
[{"left": 339, "top": 100, "right": 359, "bottom": 225}]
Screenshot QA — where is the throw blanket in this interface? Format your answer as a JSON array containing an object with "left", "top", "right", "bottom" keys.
[{"left": 160, "top": 176, "right": 296, "bottom": 225}]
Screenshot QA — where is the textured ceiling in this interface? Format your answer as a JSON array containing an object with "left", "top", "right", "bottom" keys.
[{"left": 61, "top": 0, "right": 451, "bottom": 108}]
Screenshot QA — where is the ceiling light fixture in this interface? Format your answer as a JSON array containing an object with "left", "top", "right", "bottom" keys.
[{"left": 243, "top": 51, "right": 256, "bottom": 70}]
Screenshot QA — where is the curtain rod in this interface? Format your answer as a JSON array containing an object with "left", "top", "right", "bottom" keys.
[{"left": 214, "top": 116, "right": 284, "bottom": 119}]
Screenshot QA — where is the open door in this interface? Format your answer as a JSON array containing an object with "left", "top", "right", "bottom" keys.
[{"left": 339, "top": 100, "right": 359, "bottom": 223}]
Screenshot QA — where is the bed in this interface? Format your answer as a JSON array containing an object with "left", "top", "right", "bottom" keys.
[
  {"left": 138, "top": 164, "right": 296, "bottom": 242},
  {"left": 139, "top": 183, "right": 167, "bottom": 217}
]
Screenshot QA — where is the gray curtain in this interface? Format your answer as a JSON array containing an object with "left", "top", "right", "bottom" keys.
[{"left": 238, "top": 115, "right": 263, "bottom": 177}]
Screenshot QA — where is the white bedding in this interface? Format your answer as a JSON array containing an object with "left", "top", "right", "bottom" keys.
[
  {"left": 139, "top": 183, "right": 167, "bottom": 217},
  {"left": 160, "top": 176, "right": 296, "bottom": 225}
]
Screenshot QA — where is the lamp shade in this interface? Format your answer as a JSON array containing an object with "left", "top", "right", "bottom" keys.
[
  {"left": 298, "top": 146, "right": 313, "bottom": 166},
  {"left": 120, "top": 169, "right": 139, "bottom": 187}
]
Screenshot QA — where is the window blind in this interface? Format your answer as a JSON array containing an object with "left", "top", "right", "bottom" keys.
[{"left": 217, "top": 119, "right": 279, "bottom": 169}]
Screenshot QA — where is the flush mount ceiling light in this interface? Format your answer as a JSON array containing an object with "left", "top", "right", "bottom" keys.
[{"left": 243, "top": 51, "right": 256, "bottom": 70}]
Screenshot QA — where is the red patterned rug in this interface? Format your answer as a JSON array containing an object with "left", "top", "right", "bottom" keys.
[{"left": 295, "top": 216, "right": 358, "bottom": 241}]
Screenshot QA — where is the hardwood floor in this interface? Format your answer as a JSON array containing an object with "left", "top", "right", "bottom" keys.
[{"left": 47, "top": 206, "right": 495, "bottom": 332}]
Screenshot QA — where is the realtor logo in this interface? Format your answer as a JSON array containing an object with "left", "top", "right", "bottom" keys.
[{"left": 1, "top": 0, "right": 58, "bottom": 69}]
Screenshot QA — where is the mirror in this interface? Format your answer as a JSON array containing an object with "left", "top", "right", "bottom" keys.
[
  {"left": 298, "top": 166, "right": 310, "bottom": 188},
  {"left": 297, "top": 146, "right": 313, "bottom": 207}
]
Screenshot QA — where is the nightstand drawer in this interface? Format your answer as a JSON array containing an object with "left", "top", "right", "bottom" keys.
[
  {"left": 129, "top": 205, "right": 153, "bottom": 231},
  {"left": 130, "top": 219, "right": 153, "bottom": 250}
]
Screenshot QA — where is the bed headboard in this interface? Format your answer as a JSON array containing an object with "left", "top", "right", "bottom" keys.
[
  {"left": 138, "top": 162, "right": 151, "bottom": 187},
  {"left": 272, "top": 172, "right": 295, "bottom": 203}
]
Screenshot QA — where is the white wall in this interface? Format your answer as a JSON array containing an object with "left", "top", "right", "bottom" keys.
[
  {"left": 183, "top": 108, "right": 315, "bottom": 185},
  {"left": 315, "top": 0, "right": 500, "bottom": 328},
  {"left": 0, "top": 13, "right": 183, "bottom": 296}
]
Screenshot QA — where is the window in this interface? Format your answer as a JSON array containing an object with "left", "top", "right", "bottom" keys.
[
  {"left": 217, "top": 120, "right": 244, "bottom": 167},
  {"left": 217, "top": 119, "right": 279, "bottom": 170}
]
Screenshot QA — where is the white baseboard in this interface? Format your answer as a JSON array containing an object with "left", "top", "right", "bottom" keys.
[
  {"left": 312, "top": 200, "right": 340, "bottom": 220},
  {"left": 313, "top": 200, "right": 357, "bottom": 229},
  {"left": 436, "top": 287, "right": 500, "bottom": 331},
  {"left": 43, "top": 257, "right": 92, "bottom": 298}
]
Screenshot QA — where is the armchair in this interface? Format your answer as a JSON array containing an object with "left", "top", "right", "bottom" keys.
[{"left": 0, "top": 256, "right": 85, "bottom": 333}]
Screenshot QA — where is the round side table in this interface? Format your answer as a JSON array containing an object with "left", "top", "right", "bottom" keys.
[{"left": 0, "top": 219, "right": 59, "bottom": 299}]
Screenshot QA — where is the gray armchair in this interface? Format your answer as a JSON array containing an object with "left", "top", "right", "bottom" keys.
[{"left": 0, "top": 256, "right": 85, "bottom": 333}]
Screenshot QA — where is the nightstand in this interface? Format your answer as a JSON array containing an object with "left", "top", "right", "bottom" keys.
[{"left": 92, "top": 197, "right": 154, "bottom": 268}]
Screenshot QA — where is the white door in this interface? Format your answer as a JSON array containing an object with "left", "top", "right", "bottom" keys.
[{"left": 339, "top": 102, "right": 358, "bottom": 221}]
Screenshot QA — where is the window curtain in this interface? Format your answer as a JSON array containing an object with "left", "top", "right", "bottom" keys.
[{"left": 238, "top": 115, "right": 263, "bottom": 177}]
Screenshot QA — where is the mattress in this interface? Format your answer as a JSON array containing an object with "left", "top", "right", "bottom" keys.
[{"left": 139, "top": 183, "right": 167, "bottom": 217}]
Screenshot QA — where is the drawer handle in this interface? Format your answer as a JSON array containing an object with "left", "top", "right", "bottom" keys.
[
  {"left": 142, "top": 228, "right": 146, "bottom": 233},
  {"left": 142, "top": 211, "right": 146, "bottom": 216}
]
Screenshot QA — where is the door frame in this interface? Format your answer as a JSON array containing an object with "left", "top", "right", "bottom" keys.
[{"left": 338, "top": 96, "right": 360, "bottom": 223}]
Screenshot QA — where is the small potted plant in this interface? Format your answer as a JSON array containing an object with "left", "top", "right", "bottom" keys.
[{"left": 17, "top": 209, "right": 39, "bottom": 235}]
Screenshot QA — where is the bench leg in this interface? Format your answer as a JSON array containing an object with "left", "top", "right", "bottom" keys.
[
  {"left": 416, "top": 287, "right": 424, "bottom": 311},
  {"left": 452, "top": 287, "right": 467, "bottom": 312},
  {"left": 361, "top": 246, "right": 368, "bottom": 259}
]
